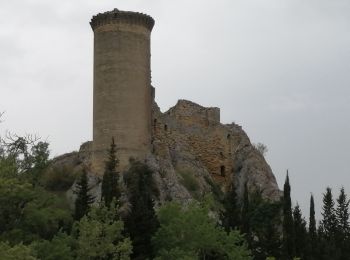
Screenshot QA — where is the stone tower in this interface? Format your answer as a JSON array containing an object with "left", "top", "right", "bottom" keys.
[{"left": 90, "top": 9, "right": 155, "bottom": 173}]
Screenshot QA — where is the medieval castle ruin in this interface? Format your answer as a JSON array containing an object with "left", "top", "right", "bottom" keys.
[{"left": 58, "top": 9, "right": 280, "bottom": 202}]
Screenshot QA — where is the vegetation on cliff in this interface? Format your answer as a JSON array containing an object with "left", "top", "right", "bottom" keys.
[{"left": 0, "top": 128, "right": 349, "bottom": 259}]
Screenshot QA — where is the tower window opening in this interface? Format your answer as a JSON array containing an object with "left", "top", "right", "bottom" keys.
[
  {"left": 164, "top": 124, "right": 168, "bottom": 131},
  {"left": 227, "top": 134, "right": 231, "bottom": 139},
  {"left": 153, "top": 119, "right": 157, "bottom": 130},
  {"left": 220, "top": 166, "right": 226, "bottom": 177}
]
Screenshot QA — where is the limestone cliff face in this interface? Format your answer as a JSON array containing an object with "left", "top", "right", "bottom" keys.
[{"left": 53, "top": 100, "right": 281, "bottom": 204}]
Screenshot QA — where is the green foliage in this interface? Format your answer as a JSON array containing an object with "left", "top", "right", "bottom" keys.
[
  {"left": 308, "top": 194, "right": 318, "bottom": 260},
  {"left": 222, "top": 182, "right": 241, "bottom": 232},
  {"left": 293, "top": 204, "right": 308, "bottom": 259},
  {"left": 0, "top": 177, "right": 72, "bottom": 244},
  {"left": 0, "top": 242, "right": 37, "bottom": 260},
  {"left": 124, "top": 160, "right": 159, "bottom": 260},
  {"left": 0, "top": 135, "right": 50, "bottom": 183},
  {"left": 282, "top": 173, "right": 295, "bottom": 260},
  {"left": 336, "top": 187, "right": 350, "bottom": 259},
  {"left": 31, "top": 232, "right": 75, "bottom": 260},
  {"left": 74, "top": 170, "right": 95, "bottom": 220},
  {"left": 41, "top": 165, "right": 77, "bottom": 191},
  {"left": 153, "top": 201, "right": 252, "bottom": 260},
  {"left": 0, "top": 177, "right": 36, "bottom": 234},
  {"left": 248, "top": 189, "right": 282, "bottom": 260},
  {"left": 336, "top": 187, "right": 350, "bottom": 237},
  {"left": 73, "top": 202, "right": 132, "bottom": 260},
  {"left": 101, "top": 138, "right": 120, "bottom": 207},
  {"left": 177, "top": 169, "right": 200, "bottom": 198},
  {"left": 321, "top": 187, "right": 337, "bottom": 239},
  {"left": 241, "top": 182, "right": 250, "bottom": 236}
]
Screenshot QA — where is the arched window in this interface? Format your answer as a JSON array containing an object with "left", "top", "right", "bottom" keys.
[{"left": 164, "top": 124, "right": 168, "bottom": 131}]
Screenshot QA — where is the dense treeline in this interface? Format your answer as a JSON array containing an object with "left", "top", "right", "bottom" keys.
[
  {"left": 221, "top": 172, "right": 350, "bottom": 260},
  {"left": 0, "top": 131, "right": 349, "bottom": 259}
]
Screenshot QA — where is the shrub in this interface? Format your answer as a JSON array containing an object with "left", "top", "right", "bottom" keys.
[{"left": 41, "top": 166, "right": 78, "bottom": 191}]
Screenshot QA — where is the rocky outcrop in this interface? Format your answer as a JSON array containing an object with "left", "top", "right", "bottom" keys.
[
  {"left": 52, "top": 100, "right": 281, "bottom": 206},
  {"left": 151, "top": 100, "right": 281, "bottom": 201}
]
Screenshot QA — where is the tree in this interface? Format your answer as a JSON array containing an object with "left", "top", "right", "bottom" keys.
[
  {"left": 124, "top": 160, "right": 159, "bottom": 260},
  {"left": 31, "top": 232, "right": 75, "bottom": 260},
  {"left": 241, "top": 182, "right": 250, "bottom": 237},
  {"left": 248, "top": 189, "right": 282, "bottom": 260},
  {"left": 336, "top": 187, "right": 350, "bottom": 237},
  {"left": 293, "top": 204, "right": 307, "bottom": 259},
  {"left": 321, "top": 187, "right": 337, "bottom": 239},
  {"left": 336, "top": 187, "right": 350, "bottom": 259},
  {"left": 309, "top": 194, "right": 317, "bottom": 259},
  {"left": 319, "top": 187, "right": 340, "bottom": 260},
  {"left": 73, "top": 202, "right": 132, "bottom": 260},
  {"left": 101, "top": 137, "right": 120, "bottom": 207},
  {"left": 74, "top": 170, "right": 95, "bottom": 220},
  {"left": 254, "top": 142, "right": 268, "bottom": 156},
  {"left": 152, "top": 201, "right": 252, "bottom": 260},
  {"left": 222, "top": 182, "right": 241, "bottom": 232},
  {"left": 0, "top": 242, "right": 36, "bottom": 260},
  {"left": 282, "top": 172, "right": 295, "bottom": 260}
]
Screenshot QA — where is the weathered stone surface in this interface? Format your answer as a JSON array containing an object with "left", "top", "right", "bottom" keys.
[
  {"left": 91, "top": 9, "right": 154, "bottom": 174},
  {"left": 53, "top": 100, "right": 281, "bottom": 206}
]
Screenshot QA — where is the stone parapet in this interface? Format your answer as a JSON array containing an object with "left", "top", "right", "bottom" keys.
[{"left": 90, "top": 8, "right": 154, "bottom": 31}]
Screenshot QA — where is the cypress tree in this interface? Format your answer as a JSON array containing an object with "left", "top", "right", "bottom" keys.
[
  {"left": 282, "top": 171, "right": 295, "bottom": 260},
  {"left": 74, "top": 169, "right": 95, "bottom": 220},
  {"left": 222, "top": 182, "right": 241, "bottom": 231},
  {"left": 293, "top": 204, "right": 307, "bottom": 259},
  {"left": 101, "top": 137, "right": 120, "bottom": 207},
  {"left": 124, "top": 160, "right": 159, "bottom": 260},
  {"left": 309, "top": 194, "right": 317, "bottom": 259},
  {"left": 309, "top": 194, "right": 317, "bottom": 238},
  {"left": 241, "top": 182, "right": 250, "bottom": 237}
]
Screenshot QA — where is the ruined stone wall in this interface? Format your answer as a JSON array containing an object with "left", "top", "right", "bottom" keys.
[
  {"left": 151, "top": 100, "right": 281, "bottom": 200},
  {"left": 152, "top": 100, "right": 239, "bottom": 187},
  {"left": 91, "top": 10, "right": 154, "bottom": 174}
]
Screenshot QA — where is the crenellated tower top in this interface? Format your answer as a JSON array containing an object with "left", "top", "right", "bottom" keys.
[{"left": 90, "top": 8, "right": 155, "bottom": 31}]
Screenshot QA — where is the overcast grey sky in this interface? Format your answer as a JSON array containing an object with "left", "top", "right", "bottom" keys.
[{"left": 1, "top": 0, "right": 349, "bottom": 220}]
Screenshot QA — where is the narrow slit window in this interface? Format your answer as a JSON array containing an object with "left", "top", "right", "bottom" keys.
[{"left": 220, "top": 166, "right": 226, "bottom": 177}]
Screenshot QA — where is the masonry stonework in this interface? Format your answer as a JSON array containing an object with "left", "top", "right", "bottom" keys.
[
  {"left": 83, "top": 9, "right": 281, "bottom": 200},
  {"left": 90, "top": 9, "right": 154, "bottom": 173}
]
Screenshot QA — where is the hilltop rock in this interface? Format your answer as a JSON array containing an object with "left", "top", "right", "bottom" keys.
[{"left": 52, "top": 100, "right": 281, "bottom": 206}]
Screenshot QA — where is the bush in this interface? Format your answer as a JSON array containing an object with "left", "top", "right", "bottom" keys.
[
  {"left": 177, "top": 169, "right": 199, "bottom": 193},
  {"left": 41, "top": 166, "right": 78, "bottom": 191}
]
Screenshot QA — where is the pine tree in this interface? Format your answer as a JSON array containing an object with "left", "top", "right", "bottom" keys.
[
  {"left": 101, "top": 137, "right": 120, "bottom": 207},
  {"left": 336, "top": 187, "right": 350, "bottom": 237},
  {"left": 74, "top": 169, "right": 95, "bottom": 220},
  {"left": 336, "top": 187, "right": 350, "bottom": 259},
  {"left": 320, "top": 187, "right": 340, "bottom": 260},
  {"left": 282, "top": 172, "right": 295, "bottom": 260},
  {"left": 321, "top": 187, "right": 337, "bottom": 239},
  {"left": 124, "top": 160, "right": 159, "bottom": 260},
  {"left": 293, "top": 204, "right": 307, "bottom": 259}
]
